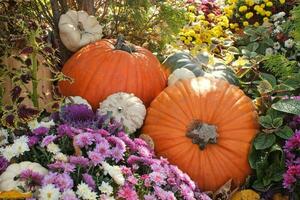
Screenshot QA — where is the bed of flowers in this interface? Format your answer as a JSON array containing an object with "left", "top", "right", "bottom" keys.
[
  {"left": 0, "top": 99, "right": 211, "bottom": 199},
  {"left": 0, "top": 0, "right": 300, "bottom": 200}
]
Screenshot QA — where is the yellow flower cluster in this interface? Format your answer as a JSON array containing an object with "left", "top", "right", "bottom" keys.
[
  {"left": 224, "top": 0, "right": 286, "bottom": 30},
  {"left": 179, "top": 11, "right": 229, "bottom": 46}
]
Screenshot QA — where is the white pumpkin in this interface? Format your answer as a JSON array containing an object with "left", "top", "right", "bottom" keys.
[
  {"left": 97, "top": 93, "right": 146, "bottom": 134},
  {"left": 168, "top": 68, "right": 196, "bottom": 86},
  {"left": 0, "top": 162, "right": 48, "bottom": 191},
  {"left": 64, "top": 96, "right": 92, "bottom": 109},
  {"left": 59, "top": 10, "right": 103, "bottom": 52}
]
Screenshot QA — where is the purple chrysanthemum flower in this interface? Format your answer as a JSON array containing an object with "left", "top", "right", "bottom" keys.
[
  {"left": 33, "top": 127, "right": 49, "bottom": 136},
  {"left": 73, "top": 132, "right": 94, "bottom": 147},
  {"left": 61, "top": 190, "right": 78, "bottom": 200},
  {"left": 41, "top": 135, "right": 57, "bottom": 147},
  {"left": 110, "top": 147, "right": 124, "bottom": 162},
  {"left": 55, "top": 173, "right": 74, "bottom": 192},
  {"left": 283, "top": 130, "right": 300, "bottom": 191},
  {"left": 137, "top": 146, "right": 152, "bottom": 158},
  {"left": 94, "top": 139, "right": 110, "bottom": 157},
  {"left": 117, "top": 132, "right": 136, "bottom": 151},
  {"left": 0, "top": 156, "right": 8, "bottom": 174},
  {"left": 19, "top": 169, "right": 43, "bottom": 187},
  {"left": 28, "top": 136, "right": 40, "bottom": 147},
  {"left": 57, "top": 124, "right": 75, "bottom": 138},
  {"left": 144, "top": 194, "right": 156, "bottom": 200},
  {"left": 82, "top": 173, "right": 96, "bottom": 190},
  {"left": 149, "top": 172, "right": 166, "bottom": 186},
  {"left": 69, "top": 156, "right": 89, "bottom": 167},
  {"left": 107, "top": 119, "right": 124, "bottom": 133},
  {"left": 42, "top": 172, "right": 73, "bottom": 192},
  {"left": 121, "top": 166, "right": 132, "bottom": 176},
  {"left": 127, "top": 175, "right": 138, "bottom": 185},
  {"left": 88, "top": 151, "right": 105, "bottom": 165},
  {"left": 117, "top": 185, "right": 139, "bottom": 200},
  {"left": 97, "top": 129, "right": 110, "bottom": 137},
  {"left": 60, "top": 104, "right": 97, "bottom": 128},
  {"left": 154, "top": 186, "right": 176, "bottom": 200},
  {"left": 48, "top": 161, "right": 75, "bottom": 173},
  {"left": 180, "top": 183, "right": 195, "bottom": 200},
  {"left": 107, "top": 136, "right": 126, "bottom": 151}
]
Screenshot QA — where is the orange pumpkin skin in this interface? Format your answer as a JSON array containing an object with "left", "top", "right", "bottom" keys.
[
  {"left": 59, "top": 39, "right": 167, "bottom": 110},
  {"left": 142, "top": 77, "right": 258, "bottom": 191}
]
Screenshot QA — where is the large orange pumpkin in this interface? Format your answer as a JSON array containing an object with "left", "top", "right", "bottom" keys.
[
  {"left": 59, "top": 37, "right": 167, "bottom": 109},
  {"left": 142, "top": 77, "right": 258, "bottom": 191}
]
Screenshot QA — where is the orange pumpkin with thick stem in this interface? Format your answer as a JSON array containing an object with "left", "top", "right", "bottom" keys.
[
  {"left": 142, "top": 77, "right": 258, "bottom": 191},
  {"left": 59, "top": 36, "right": 167, "bottom": 110}
]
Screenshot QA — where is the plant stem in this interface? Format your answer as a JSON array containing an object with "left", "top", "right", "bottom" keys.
[{"left": 31, "top": 50, "right": 39, "bottom": 109}]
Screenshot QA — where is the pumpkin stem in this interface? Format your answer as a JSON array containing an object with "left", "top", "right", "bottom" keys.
[
  {"left": 186, "top": 120, "right": 218, "bottom": 150},
  {"left": 115, "top": 35, "right": 136, "bottom": 53}
]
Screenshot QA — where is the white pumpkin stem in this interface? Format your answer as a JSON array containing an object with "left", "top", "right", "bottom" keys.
[
  {"left": 115, "top": 35, "right": 136, "bottom": 53},
  {"left": 186, "top": 120, "right": 218, "bottom": 150}
]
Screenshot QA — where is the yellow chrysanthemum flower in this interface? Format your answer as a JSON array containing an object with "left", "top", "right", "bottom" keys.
[
  {"left": 254, "top": 22, "right": 260, "bottom": 27},
  {"left": 243, "top": 21, "right": 249, "bottom": 27},
  {"left": 239, "top": 6, "right": 248, "bottom": 12},
  {"left": 279, "top": 0, "right": 285, "bottom": 4},
  {"left": 245, "top": 12, "right": 254, "bottom": 19},
  {"left": 265, "top": 11, "right": 272, "bottom": 17},
  {"left": 263, "top": 17, "right": 269, "bottom": 22},
  {"left": 260, "top": 4, "right": 265, "bottom": 8},
  {"left": 266, "top": 2, "right": 273, "bottom": 6},
  {"left": 188, "top": 5, "right": 195, "bottom": 12}
]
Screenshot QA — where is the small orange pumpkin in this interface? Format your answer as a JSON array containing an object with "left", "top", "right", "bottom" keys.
[
  {"left": 142, "top": 77, "right": 258, "bottom": 191},
  {"left": 59, "top": 36, "right": 167, "bottom": 110}
]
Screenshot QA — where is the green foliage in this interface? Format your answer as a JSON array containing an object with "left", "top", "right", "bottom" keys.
[
  {"left": 236, "top": 26, "right": 274, "bottom": 56},
  {"left": 292, "top": 4, "right": 300, "bottom": 42},
  {"left": 104, "top": 0, "right": 186, "bottom": 55},
  {"left": 262, "top": 54, "right": 298, "bottom": 80},
  {"left": 250, "top": 109, "right": 289, "bottom": 191}
]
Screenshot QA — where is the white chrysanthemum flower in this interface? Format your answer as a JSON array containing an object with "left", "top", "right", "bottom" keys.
[
  {"left": 64, "top": 96, "right": 92, "bottom": 109},
  {"left": 0, "top": 145, "right": 16, "bottom": 161},
  {"left": 76, "top": 182, "right": 98, "bottom": 200},
  {"left": 12, "top": 136, "right": 29, "bottom": 156},
  {"left": 39, "top": 184, "right": 61, "bottom": 200},
  {"left": 53, "top": 153, "right": 68, "bottom": 162},
  {"left": 28, "top": 119, "right": 55, "bottom": 131},
  {"left": 284, "top": 39, "right": 294, "bottom": 48},
  {"left": 265, "top": 48, "right": 273, "bottom": 55},
  {"left": 46, "top": 142, "right": 61, "bottom": 155},
  {"left": 272, "top": 12, "right": 286, "bottom": 21},
  {"left": 273, "top": 42, "right": 281, "bottom": 50},
  {"left": 99, "top": 182, "right": 113, "bottom": 195},
  {"left": 0, "top": 128, "right": 8, "bottom": 146},
  {"left": 102, "top": 162, "right": 125, "bottom": 185}
]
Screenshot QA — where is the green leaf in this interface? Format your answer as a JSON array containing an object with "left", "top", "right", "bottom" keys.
[
  {"left": 260, "top": 73, "right": 277, "bottom": 87},
  {"left": 227, "top": 46, "right": 240, "bottom": 54},
  {"left": 244, "top": 27, "right": 257, "bottom": 35},
  {"left": 247, "top": 42, "right": 259, "bottom": 51},
  {"left": 257, "top": 80, "right": 273, "bottom": 94},
  {"left": 272, "top": 99, "right": 300, "bottom": 115},
  {"left": 259, "top": 115, "right": 273, "bottom": 128},
  {"left": 252, "top": 180, "right": 266, "bottom": 191},
  {"left": 275, "top": 126, "right": 294, "bottom": 139},
  {"left": 249, "top": 145, "right": 258, "bottom": 169},
  {"left": 272, "top": 117, "right": 283, "bottom": 128},
  {"left": 254, "top": 133, "right": 276, "bottom": 150},
  {"left": 274, "top": 84, "right": 296, "bottom": 92}
]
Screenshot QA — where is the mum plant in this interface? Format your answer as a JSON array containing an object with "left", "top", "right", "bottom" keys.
[{"left": 0, "top": 100, "right": 211, "bottom": 200}]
